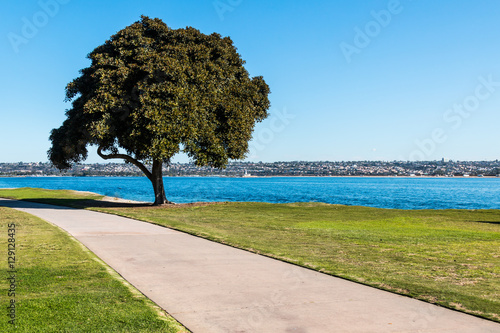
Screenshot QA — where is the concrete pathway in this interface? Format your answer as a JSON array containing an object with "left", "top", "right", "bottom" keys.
[{"left": 1, "top": 198, "right": 499, "bottom": 333}]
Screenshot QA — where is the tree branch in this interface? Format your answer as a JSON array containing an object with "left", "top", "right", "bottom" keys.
[{"left": 97, "top": 146, "right": 153, "bottom": 180}]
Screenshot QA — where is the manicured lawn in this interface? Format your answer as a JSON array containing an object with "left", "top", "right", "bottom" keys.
[
  {"left": 1, "top": 188, "right": 499, "bottom": 323},
  {"left": 0, "top": 204, "right": 188, "bottom": 332},
  {"left": 0, "top": 187, "right": 104, "bottom": 207}
]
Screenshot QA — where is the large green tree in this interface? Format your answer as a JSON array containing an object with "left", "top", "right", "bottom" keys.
[{"left": 49, "top": 16, "right": 270, "bottom": 205}]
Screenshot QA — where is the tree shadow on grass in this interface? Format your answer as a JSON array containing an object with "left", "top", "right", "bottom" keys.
[
  {"left": 0, "top": 197, "right": 152, "bottom": 210},
  {"left": 0, "top": 197, "right": 220, "bottom": 210},
  {"left": 36, "top": 198, "right": 154, "bottom": 209},
  {"left": 473, "top": 220, "right": 500, "bottom": 225}
]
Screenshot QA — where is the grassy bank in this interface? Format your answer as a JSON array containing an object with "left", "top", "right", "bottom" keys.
[
  {"left": 0, "top": 204, "right": 187, "bottom": 332},
  {"left": 1, "top": 188, "right": 499, "bottom": 323},
  {"left": 0, "top": 187, "right": 104, "bottom": 207}
]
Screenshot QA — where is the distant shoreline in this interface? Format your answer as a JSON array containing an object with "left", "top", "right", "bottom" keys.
[
  {"left": 2, "top": 161, "right": 499, "bottom": 178},
  {"left": 1, "top": 174, "right": 499, "bottom": 179}
]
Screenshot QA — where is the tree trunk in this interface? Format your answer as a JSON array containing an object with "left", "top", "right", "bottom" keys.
[
  {"left": 151, "top": 159, "right": 170, "bottom": 205},
  {"left": 97, "top": 147, "right": 171, "bottom": 205}
]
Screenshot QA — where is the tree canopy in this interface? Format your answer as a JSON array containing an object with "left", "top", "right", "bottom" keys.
[{"left": 48, "top": 16, "right": 270, "bottom": 204}]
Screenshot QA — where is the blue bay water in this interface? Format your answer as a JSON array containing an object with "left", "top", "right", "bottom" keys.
[{"left": 1, "top": 176, "right": 499, "bottom": 210}]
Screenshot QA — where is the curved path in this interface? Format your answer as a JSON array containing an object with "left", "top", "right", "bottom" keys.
[{"left": 1, "top": 198, "right": 499, "bottom": 333}]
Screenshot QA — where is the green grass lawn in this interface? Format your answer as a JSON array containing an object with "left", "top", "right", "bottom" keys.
[
  {"left": 0, "top": 203, "right": 188, "bottom": 332},
  {"left": 1, "top": 187, "right": 499, "bottom": 323},
  {"left": 0, "top": 187, "right": 104, "bottom": 207}
]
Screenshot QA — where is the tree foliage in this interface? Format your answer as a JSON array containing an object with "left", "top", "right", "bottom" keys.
[{"left": 48, "top": 16, "right": 270, "bottom": 204}]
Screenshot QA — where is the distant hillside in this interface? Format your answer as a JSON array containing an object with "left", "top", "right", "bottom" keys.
[{"left": 1, "top": 161, "right": 499, "bottom": 177}]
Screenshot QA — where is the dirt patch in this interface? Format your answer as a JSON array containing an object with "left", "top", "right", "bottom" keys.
[{"left": 101, "top": 196, "right": 148, "bottom": 204}]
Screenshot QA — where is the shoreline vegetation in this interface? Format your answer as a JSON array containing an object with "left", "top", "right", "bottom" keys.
[{"left": 0, "top": 188, "right": 499, "bottom": 325}]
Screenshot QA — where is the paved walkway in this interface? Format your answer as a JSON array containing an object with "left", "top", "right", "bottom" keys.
[{"left": 1, "top": 198, "right": 499, "bottom": 333}]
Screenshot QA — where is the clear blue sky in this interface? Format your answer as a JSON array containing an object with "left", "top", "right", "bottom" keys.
[{"left": 1, "top": 0, "right": 500, "bottom": 163}]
